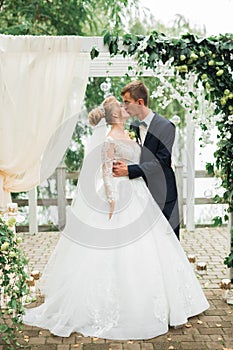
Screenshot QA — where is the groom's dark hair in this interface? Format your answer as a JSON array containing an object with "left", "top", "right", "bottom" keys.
[{"left": 121, "top": 81, "right": 149, "bottom": 106}]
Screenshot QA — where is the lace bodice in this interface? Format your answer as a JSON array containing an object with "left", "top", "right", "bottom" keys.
[
  {"left": 103, "top": 137, "right": 140, "bottom": 164},
  {"left": 101, "top": 137, "right": 141, "bottom": 203}
]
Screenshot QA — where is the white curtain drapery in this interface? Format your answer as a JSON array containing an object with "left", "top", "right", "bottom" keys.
[{"left": 0, "top": 35, "right": 90, "bottom": 209}]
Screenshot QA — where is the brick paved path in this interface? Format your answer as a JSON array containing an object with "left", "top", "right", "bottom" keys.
[{"left": 3, "top": 227, "right": 232, "bottom": 350}]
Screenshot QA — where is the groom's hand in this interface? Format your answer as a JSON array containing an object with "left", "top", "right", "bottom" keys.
[{"left": 112, "top": 160, "right": 128, "bottom": 177}]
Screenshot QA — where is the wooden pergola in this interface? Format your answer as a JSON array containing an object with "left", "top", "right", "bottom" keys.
[{"left": 27, "top": 36, "right": 196, "bottom": 234}]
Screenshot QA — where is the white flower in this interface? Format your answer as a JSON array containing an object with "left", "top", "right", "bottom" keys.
[
  {"left": 151, "top": 91, "right": 157, "bottom": 99},
  {"left": 131, "top": 52, "right": 139, "bottom": 61},
  {"left": 151, "top": 86, "right": 164, "bottom": 99},
  {"left": 201, "top": 132, "right": 213, "bottom": 144},
  {"left": 171, "top": 115, "right": 181, "bottom": 125},
  {"left": 100, "top": 81, "right": 111, "bottom": 93},
  {"left": 138, "top": 36, "right": 149, "bottom": 51},
  {"left": 225, "top": 131, "right": 232, "bottom": 139},
  {"left": 213, "top": 113, "right": 224, "bottom": 123}
]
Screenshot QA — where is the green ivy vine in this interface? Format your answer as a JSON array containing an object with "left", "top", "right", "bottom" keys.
[
  {"left": 94, "top": 30, "right": 233, "bottom": 267},
  {"left": 0, "top": 217, "right": 30, "bottom": 349}
]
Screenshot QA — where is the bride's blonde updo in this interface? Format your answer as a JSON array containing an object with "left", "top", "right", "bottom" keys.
[{"left": 88, "top": 95, "right": 118, "bottom": 126}]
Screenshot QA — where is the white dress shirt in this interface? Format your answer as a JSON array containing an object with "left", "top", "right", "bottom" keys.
[{"left": 139, "top": 110, "right": 154, "bottom": 145}]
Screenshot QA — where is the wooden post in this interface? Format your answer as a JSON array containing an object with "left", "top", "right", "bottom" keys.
[
  {"left": 172, "top": 117, "right": 184, "bottom": 228},
  {"left": 175, "top": 164, "right": 184, "bottom": 227},
  {"left": 186, "top": 112, "right": 195, "bottom": 231},
  {"left": 28, "top": 187, "right": 38, "bottom": 234},
  {"left": 56, "top": 164, "right": 66, "bottom": 231}
]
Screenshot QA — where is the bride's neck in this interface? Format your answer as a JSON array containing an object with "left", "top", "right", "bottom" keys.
[{"left": 111, "top": 122, "right": 125, "bottom": 134}]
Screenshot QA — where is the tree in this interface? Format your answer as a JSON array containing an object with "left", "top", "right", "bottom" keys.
[
  {"left": 0, "top": 0, "right": 138, "bottom": 35},
  {"left": 128, "top": 11, "right": 206, "bottom": 38}
]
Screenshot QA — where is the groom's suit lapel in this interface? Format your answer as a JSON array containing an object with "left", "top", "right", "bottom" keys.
[{"left": 143, "top": 114, "right": 157, "bottom": 149}]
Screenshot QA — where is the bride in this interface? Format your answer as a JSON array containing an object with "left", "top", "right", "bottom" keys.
[{"left": 23, "top": 96, "right": 209, "bottom": 340}]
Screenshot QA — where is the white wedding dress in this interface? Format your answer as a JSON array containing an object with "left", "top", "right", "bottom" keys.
[{"left": 23, "top": 135, "right": 209, "bottom": 340}]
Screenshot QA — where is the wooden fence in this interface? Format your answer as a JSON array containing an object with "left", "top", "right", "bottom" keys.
[{"left": 13, "top": 164, "right": 223, "bottom": 233}]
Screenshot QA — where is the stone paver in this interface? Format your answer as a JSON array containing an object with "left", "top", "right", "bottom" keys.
[{"left": 12, "top": 227, "right": 233, "bottom": 350}]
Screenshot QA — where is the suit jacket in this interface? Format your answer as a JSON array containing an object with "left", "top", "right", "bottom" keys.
[{"left": 128, "top": 113, "right": 178, "bottom": 209}]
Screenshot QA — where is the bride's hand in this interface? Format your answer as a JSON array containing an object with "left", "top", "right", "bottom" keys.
[
  {"left": 113, "top": 160, "right": 128, "bottom": 177},
  {"left": 109, "top": 200, "right": 115, "bottom": 220}
]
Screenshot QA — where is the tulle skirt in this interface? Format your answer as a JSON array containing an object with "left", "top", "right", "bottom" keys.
[{"left": 23, "top": 176, "right": 209, "bottom": 339}]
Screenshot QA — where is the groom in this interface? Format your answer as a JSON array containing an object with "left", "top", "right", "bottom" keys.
[{"left": 113, "top": 80, "right": 180, "bottom": 239}]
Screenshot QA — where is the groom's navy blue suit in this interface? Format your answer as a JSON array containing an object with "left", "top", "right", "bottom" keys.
[{"left": 128, "top": 113, "right": 180, "bottom": 239}]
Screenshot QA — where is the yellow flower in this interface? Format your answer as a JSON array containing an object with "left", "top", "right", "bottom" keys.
[
  {"left": 128, "top": 131, "right": 136, "bottom": 140},
  {"left": 201, "top": 73, "right": 208, "bottom": 81},
  {"left": 190, "top": 52, "right": 198, "bottom": 60},
  {"left": 7, "top": 217, "right": 16, "bottom": 227},
  {"left": 9, "top": 251, "right": 17, "bottom": 258},
  {"left": 224, "top": 89, "right": 230, "bottom": 95},
  {"left": 216, "top": 69, "right": 224, "bottom": 77},
  {"left": 221, "top": 97, "right": 227, "bottom": 106},
  {"left": 1, "top": 241, "right": 10, "bottom": 251},
  {"left": 180, "top": 54, "right": 186, "bottom": 61},
  {"left": 208, "top": 60, "right": 215, "bottom": 66},
  {"left": 177, "top": 65, "right": 188, "bottom": 72},
  {"left": 16, "top": 236, "right": 23, "bottom": 244}
]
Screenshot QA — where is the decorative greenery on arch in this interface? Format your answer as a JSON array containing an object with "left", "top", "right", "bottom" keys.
[{"left": 92, "top": 30, "right": 233, "bottom": 266}]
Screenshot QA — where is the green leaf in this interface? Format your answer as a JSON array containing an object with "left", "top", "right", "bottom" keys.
[
  {"left": 0, "top": 324, "right": 9, "bottom": 332},
  {"left": 103, "top": 31, "right": 111, "bottom": 46},
  {"left": 212, "top": 216, "right": 223, "bottom": 226},
  {"left": 224, "top": 253, "right": 233, "bottom": 268},
  {"left": 205, "top": 162, "right": 214, "bottom": 175},
  {"left": 90, "top": 46, "right": 99, "bottom": 59}
]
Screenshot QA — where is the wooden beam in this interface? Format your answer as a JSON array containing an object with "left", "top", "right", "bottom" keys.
[{"left": 28, "top": 188, "right": 38, "bottom": 234}]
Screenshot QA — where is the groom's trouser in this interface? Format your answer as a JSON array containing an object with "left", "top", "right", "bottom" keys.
[{"left": 161, "top": 199, "right": 180, "bottom": 240}]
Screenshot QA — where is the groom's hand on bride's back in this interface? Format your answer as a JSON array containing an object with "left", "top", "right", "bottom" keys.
[{"left": 112, "top": 160, "right": 128, "bottom": 177}]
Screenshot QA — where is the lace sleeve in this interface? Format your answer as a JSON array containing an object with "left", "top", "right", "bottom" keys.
[{"left": 101, "top": 140, "right": 117, "bottom": 203}]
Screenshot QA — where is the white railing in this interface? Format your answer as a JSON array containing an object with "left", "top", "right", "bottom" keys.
[{"left": 15, "top": 165, "right": 221, "bottom": 234}]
